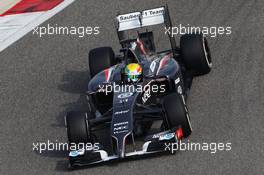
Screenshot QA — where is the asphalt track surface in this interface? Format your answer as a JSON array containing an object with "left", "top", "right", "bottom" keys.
[{"left": 1, "top": 0, "right": 264, "bottom": 174}]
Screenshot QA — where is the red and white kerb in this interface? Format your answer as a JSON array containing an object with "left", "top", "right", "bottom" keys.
[{"left": 0, "top": 0, "right": 75, "bottom": 52}]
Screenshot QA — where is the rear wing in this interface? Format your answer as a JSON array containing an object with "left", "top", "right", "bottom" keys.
[
  {"left": 115, "top": 6, "right": 177, "bottom": 57},
  {"left": 117, "top": 7, "right": 165, "bottom": 31}
]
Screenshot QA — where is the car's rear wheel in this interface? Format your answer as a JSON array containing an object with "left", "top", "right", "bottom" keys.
[
  {"left": 88, "top": 47, "right": 116, "bottom": 78},
  {"left": 163, "top": 93, "right": 192, "bottom": 138},
  {"left": 180, "top": 34, "right": 212, "bottom": 76},
  {"left": 66, "top": 111, "right": 93, "bottom": 144}
]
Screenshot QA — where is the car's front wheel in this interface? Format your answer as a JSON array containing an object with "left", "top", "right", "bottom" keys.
[
  {"left": 163, "top": 93, "right": 192, "bottom": 138},
  {"left": 65, "top": 111, "right": 93, "bottom": 144}
]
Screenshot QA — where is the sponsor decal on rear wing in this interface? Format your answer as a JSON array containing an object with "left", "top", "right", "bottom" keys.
[{"left": 117, "top": 7, "right": 165, "bottom": 31}]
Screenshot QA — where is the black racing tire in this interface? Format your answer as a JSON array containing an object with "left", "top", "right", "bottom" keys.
[
  {"left": 180, "top": 34, "right": 212, "bottom": 76},
  {"left": 163, "top": 93, "right": 192, "bottom": 138},
  {"left": 88, "top": 47, "right": 115, "bottom": 78},
  {"left": 66, "top": 111, "right": 92, "bottom": 144}
]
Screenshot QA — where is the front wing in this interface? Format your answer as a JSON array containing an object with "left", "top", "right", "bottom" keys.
[{"left": 68, "top": 130, "right": 180, "bottom": 168}]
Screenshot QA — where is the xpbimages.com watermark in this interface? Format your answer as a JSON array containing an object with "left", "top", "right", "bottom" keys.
[
  {"left": 97, "top": 82, "right": 168, "bottom": 103},
  {"left": 98, "top": 82, "right": 166, "bottom": 95},
  {"left": 32, "top": 140, "right": 100, "bottom": 154},
  {"left": 165, "top": 24, "right": 232, "bottom": 38},
  {"left": 32, "top": 24, "right": 100, "bottom": 38},
  {"left": 165, "top": 140, "right": 232, "bottom": 154}
]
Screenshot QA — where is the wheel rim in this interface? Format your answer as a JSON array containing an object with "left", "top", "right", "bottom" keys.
[{"left": 202, "top": 35, "right": 212, "bottom": 68}]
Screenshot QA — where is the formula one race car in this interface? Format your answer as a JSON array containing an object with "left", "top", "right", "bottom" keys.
[{"left": 65, "top": 6, "right": 212, "bottom": 168}]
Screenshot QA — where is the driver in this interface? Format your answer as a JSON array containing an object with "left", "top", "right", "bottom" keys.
[{"left": 125, "top": 63, "right": 142, "bottom": 83}]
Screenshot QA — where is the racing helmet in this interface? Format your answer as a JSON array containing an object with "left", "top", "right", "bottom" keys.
[{"left": 125, "top": 63, "right": 142, "bottom": 82}]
